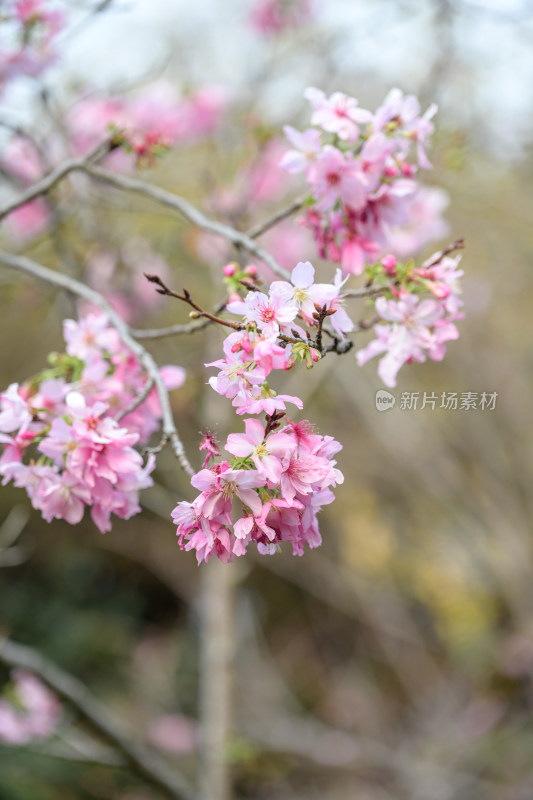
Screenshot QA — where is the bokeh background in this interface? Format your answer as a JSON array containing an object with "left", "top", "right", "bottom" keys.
[{"left": 1, "top": 1, "right": 533, "bottom": 798}]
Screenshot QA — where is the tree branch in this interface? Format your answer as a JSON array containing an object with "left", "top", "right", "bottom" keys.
[
  {"left": 0, "top": 250, "right": 194, "bottom": 477},
  {"left": 78, "top": 164, "right": 291, "bottom": 280},
  {"left": 0, "top": 140, "right": 114, "bottom": 223},
  {"left": 246, "top": 195, "right": 306, "bottom": 239},
  {"left": 0, "top": 638, "right": 195, "bottom": 800}
]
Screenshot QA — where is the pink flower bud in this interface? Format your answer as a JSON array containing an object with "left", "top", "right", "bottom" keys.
[
  {"left": 223, "top": 263, "right": 237, "bottom": 277},
  {"left": 385, "top": 165, "right": 398, "bottom": 177},
  {"left": 432, "top": 283, "right": 451, "bottom": 299},
  {"left": 240, "top": 335, "right": 253, "bottom": 353},
  {"left": 401, "top": 162, "right": 414, "bottom": 178},
  {"left": 245, "top": 264, "right": 258, "bottom": 277},
  {"left": 381, "top": 254, "right": 397, "bottom": 275}
]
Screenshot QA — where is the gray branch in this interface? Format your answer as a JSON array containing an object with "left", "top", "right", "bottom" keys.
[
  {"left": 0, "top": 638, "right": 195, "bottom": 800},
  {"left": 0, "top": 141, "right": 112, "bottom": 223},
  {"left": 0, "top": 249, "right": 194, "bottom": 477},
  {"left": 79, "top": 164, "right": 291, "bottom": 280}
]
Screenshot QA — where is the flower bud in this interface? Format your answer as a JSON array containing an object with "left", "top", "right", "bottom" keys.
[{"left": 381, "top": 255, "right": 397, "bottom": 275}]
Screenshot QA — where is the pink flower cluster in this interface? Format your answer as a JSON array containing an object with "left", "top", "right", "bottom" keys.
[
  {"left": 281, "top": 87, "right": 446, "bottom": 273},
  {"left": 212, "top": 260, "right": 353, "bottom": 414},
  {"left": 173, "top": 417, "right": 343, "bottom": 563},
  {"left": 0, "top": 311, "right": 185, "bottom": 532},
  {"left": 356, "top": 252, "right": 464, "bottom": 387},
  {"left": 172, "top": 260, "right": 347, "bottom": 563},
  {"left": 0, "top": 0, "right": 64, "bottom": 94},
  {"left": 0, "top": 670, "right": 60, "bottom": 745},
  {"left": 68, "top": 83, "right": 228, "bottom": 163}
]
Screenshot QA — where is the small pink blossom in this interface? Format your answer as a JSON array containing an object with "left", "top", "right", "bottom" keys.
[
  {"left": 304, "top": 87, "right": 373, "bottom": 142},
  {"left": 226, "top": 418, "right": 295, "bottom": 482}
]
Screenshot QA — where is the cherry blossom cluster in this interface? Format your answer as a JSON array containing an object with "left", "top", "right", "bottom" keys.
[
  {"left": 0, "top": 0, "right": 64, "bottom": 94},
  {"left": 0, "top": 310, "right": 185, "bottom": 532},
  {"left": 171, "top": 260, "right": 346, "bottom": 563},
  {"left": 0, "top": 670, "right": 60, "bottom": 745},
  {"left": 281, "top": 87, "right": 444, "bottom": 273},
  {"left": 356, "top": 251, "right": 464, "bottom": 387},
  {"left": 67, "top": 83, "right": 228, "bottom": 165}
]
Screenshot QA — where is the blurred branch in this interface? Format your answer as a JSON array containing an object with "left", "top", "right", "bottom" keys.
[
  {"left": 131, "top": 314, "right": 220, "bottom": 340},
  {"left": 343, "top": 284, "right": 390, "bottom": 299},
  {"left": 246, "top": 196, "right": 306, "bottom": 239},
  {"left": 0, "top": 140, "right": 113, "bottom": 223},
  {"left": 116, "top": 377, "right": 155, "bottom": 422},
  {"left": 0, "top": 506, "right": 31, "bottom": 568},
  {"left": 78, "top": 164, "right": 291, "bottom": 280},
  {"left": 0, "top": 639, "right": 195, "bottom": 800},
  {"left": 0, "top": 250, "right": 195, "bottom": 477}
]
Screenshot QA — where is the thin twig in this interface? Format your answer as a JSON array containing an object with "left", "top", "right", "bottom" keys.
[
  {"left": 246, "top": 195, "right": 306, "bottom": 239},
  {"left": 0, "top": 250, "right": 194, "bottom": 477},
  {"left": 143, "top": 275, "right": 308, "bottom": 347},
  {"left": 131, "top": 299, "right": 228, "bottom": 340},
  {"left": 423, "top": 237, "right": 465, "bottom": 267},
  {"left": 342, "top": 284, "right": 390, "bottom": 299},
  {"left": 0, "top": 639, "right": 195, "bottom": 800},
  {"left": 79, "top": 164, "right": 291, "bottom": 280},
  {"left": 144, "top": 275, "right": 241, "bottom": 331},
  {"left": 116, "top": 378, "right": 155, "bottom": 421}
]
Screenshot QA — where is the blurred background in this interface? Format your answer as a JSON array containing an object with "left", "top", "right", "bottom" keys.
[{"left": 1, "top": 1, "right": 533, "bottom": 798}]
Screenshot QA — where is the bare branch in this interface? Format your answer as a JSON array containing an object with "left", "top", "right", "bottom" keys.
[
  {"left": 0, "top": 140, "right": 113, "bottom": 223},
  {"left": 79, "top": 164, "right": 291, "bottom": 280},
  {"left": 423, "top": 237, "right": 465, "bottom": 267},
  {"left": 0, "top": 250, "right": 194, "bottom": 477},
  {"left": 116, "top": 377, "right": 155, "bottom": 422},
  {"left": 342, "top": 284, "right": 390, "bottom": 299},
  {"left": 246, "top": 195, "right": 306, "bottom": 239},
  {"left": 131, "top": 299, "right": 229, "bottom": 340},
  {"left": 0, "top": 638, "right": 195, "bottom": 800}
]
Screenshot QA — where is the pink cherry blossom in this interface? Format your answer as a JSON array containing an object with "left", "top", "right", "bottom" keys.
[
  {"left": 356, "top": 291, "right": 460, "bottom": 387},
  {"left": 280, "top": 126, "right": 322, "bottom": 173},
  {"left": 308, "top": 146, "right": 367, "bottom": 212},
  {"left": 304, "top": 88, "right": 373, "bottom": 142},
  {"left": 227, "top": 290, "right": 298, "bottom": 339},
  {"left": 226, "top": 418, "right": 295, "bottom": 482}
]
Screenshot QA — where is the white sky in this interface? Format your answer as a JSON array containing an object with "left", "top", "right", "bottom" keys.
[{"left": 3, "top": 0, "right": 533, "bottom": 158}]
